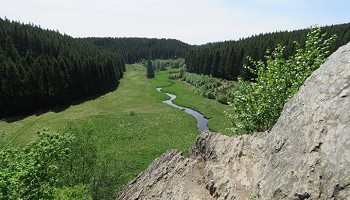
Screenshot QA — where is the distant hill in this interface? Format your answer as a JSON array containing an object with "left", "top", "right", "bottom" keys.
[
  {"left": 185, "top": 23, "right": 350, "bottom": 80},
  {"left": 82, "top": 37, "right": 191, "bottom": 63},
  {"left": 0, "top": 18, "right": 125, "bottom": 117}
]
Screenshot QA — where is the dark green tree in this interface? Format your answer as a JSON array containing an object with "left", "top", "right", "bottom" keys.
[
  {"left": 0, "top": 18, "right": 125, "bottom": 117},
  {"left": 146, "top": 60, "right": 155, "bottom": 78},
  {"left": 211, "top": 50, "right": 220, "bottom": 77},
  {"left": 83, "top": 37, "right": 190, "bottom": 64},
  {"left": 185, "top": 22, "right": 350, "bottom": 81}
]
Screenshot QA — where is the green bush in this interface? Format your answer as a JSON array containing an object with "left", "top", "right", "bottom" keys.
[
  {"left": 151, "top": 58, "right": 185, "bottom": 71},
  {"left": 227, "top": 27, "right": 336, "bottom": 134},
  {"left": 170, "top": 69, "right": 237, "bottom": 104},
  {"left": 217, "top": 95, "right": 228, "bottom": 105},
  {"left": 0, "top": 124, "right": 122, "bottom": 200},
  {"left": 58, "top": 123, "right": 122, "bottom": 200},
  {"left": 0, "top": 129, "right": 73, "bottom": 199},
  {"left": 55, "top": 185, "right": 92, "bottom": 200},
  {"left": 203, "top": 91, "right": 216, "bottom": 99}
]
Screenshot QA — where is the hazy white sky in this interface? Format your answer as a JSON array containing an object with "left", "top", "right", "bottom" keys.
[{"left": 1, "top": 0, "right": 349, "bottom": 44}]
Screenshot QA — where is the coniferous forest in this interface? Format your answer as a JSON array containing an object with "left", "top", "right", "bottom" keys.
[
  {"left": 1, "top": 17, "right": 349, "bottom": 118},
  {"left": 0, "top": 18, "right": 125, "bottom": 117},
  {"left": 83, "top": 37, "right": 190, "bottom": 63},
  {"left": 185, "top": 23, "right": 350, "bottom": 80}
]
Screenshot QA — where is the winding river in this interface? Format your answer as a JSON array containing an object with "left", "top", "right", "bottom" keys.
[{"left": 156, "top": 88, "right": 209, "bottom": 132}]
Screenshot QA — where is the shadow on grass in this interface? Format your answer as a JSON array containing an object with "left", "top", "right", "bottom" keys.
[{"left": 1, "top": 84, "right": 119, "bottom": 123}]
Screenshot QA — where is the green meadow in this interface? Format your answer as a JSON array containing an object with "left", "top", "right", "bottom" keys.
[{"left": 0, "top": 64, "right": 232, "bottom": 193}]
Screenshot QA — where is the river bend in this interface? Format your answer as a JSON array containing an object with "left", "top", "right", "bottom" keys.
[{"left": 156, "top": 88, "right": 209, "bottom": 132}]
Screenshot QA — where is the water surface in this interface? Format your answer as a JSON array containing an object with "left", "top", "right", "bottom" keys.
[{"left": 156, "top": 88, "right": 209, "bottom": 132}]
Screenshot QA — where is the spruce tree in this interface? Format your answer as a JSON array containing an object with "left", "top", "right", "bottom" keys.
[
  {"left": 0, "top": 18, "right": 125, "bottom": 117},
  {"left": 146, "top": 60, "right": 154, "bottom": 78}
]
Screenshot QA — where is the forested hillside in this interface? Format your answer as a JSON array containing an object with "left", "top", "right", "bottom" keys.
[
  {"left": 0, "top": 18, "right": 125, "bottom": 117},
  {"left": 185, "top": 23, "right": 350, "bottom": 80},
  {"left": 83, "top": 37, "right": 190, "bottom": 63}
]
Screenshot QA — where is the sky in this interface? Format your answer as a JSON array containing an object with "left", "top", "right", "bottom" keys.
[{"left": 1, "top": 0, "right": 349, "bottom": 45}]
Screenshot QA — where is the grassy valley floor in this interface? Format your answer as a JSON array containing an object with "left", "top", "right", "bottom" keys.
[{"left": 0, "top": 64, "right": 233, "bottom": 194}]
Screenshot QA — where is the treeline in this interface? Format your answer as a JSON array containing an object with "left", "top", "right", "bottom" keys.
[
  {"left": 0, "top": 18, "right": 125, "bottom": 117},
  {"left": 185, "top": 23, "right": 350, "bottom": 80},
  {"left": 169, "top": 69, "right": 235, "bottom": 104},
  {"left": 141, "top": 58, "right": 186, "bottom": 71},
  {"left": 83, "top": 37, "right": 190, "bottom": 63}
]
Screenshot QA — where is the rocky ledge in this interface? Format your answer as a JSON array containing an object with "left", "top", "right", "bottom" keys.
[{"left": 117, "top": 42, "right": 350, "bottom": 200}]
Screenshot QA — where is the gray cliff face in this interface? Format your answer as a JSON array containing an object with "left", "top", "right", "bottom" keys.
[
  {"left": 117, "top": 42, "right": 350, "bottom": 200},
  {"left": 117, "top": 132, "right": 267, "bottom": 200},
  {"left": 256, "top": 42, "right": 350, "bottom": 199}
]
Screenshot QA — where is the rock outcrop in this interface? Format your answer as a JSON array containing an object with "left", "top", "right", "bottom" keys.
[
  {"left": 256, "top": 41, "right": 350, "bottom": 199},
  {"left": 118, "top": 132, "right": 267, "bottom": 200},
  {"left": 117, "top": 42, "right": 350, "bottom": 200}
]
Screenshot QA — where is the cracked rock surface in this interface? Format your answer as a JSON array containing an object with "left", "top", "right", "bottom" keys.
[
  {"left": 117, "top": 42, "right": 350, "bottom": 200},
  {"left": 256, "top": 41, "right": 350, "bottom": 199}
]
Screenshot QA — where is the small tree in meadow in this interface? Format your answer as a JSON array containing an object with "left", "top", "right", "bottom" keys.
[
  {"left": 146, "top": 60, "right": 155, "bottom": 78},
  {"left": 227, "top": 27, "right": 336, "bottom": 134}
]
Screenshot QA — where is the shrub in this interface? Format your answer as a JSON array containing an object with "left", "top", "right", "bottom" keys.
[
  {"left": 58, "top": 123, "right": 122, "bottom": 200},
  {"left": 55, "top": 185, "right": 92, "bottom": 200},
  {"left": 0, "top": 129, "right": 73, "bottom": 199},
  {"left": 129, "top": 110, "right": 136, "bottom": 116},
  {"left": 227, "top": 27, "right": 336, "bottom": 134},
  {"left": 217, "top": 95, "right": 228, "bottom": 105}
]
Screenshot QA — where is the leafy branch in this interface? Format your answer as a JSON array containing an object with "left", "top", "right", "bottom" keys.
[{"left": 227, "top": 27, "right": 336, "bottom": 134}]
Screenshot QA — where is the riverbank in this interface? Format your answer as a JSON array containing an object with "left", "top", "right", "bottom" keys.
[
  {"left": 156, "top": 87, "right": 209, "bottom": 131},
  {"left": 152, "top": 69, "right": 233, "bottom": 135}
]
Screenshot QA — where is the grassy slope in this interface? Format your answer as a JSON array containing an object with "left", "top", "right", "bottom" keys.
[{"left": 0, "top": 64, "right": 233, "bottom": 193}]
